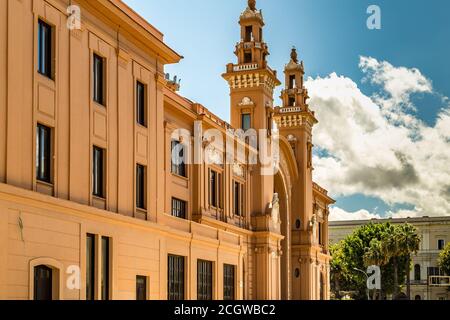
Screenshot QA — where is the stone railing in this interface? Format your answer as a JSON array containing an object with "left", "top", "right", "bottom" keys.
[{"left": 233, "top": 63, "right": 259, "bottom": 72}]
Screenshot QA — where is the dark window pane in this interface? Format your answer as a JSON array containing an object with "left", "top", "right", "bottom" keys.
[
  {"left": 136, "top": 82, "right": 146, "bottom": 126},
  {"left": 93, "top": 147, "right": 104, "bottom": 198},
  {"left": 241, "top": 114, "right": 251, "bottom": 131},
  {"left": 136, "top": 276, "right": 147, "bottom": 300},
  {"left": 171, "top": 198, "right": 186, "bottom": 219},
  {"left": 218, "top": 173, "right": 223, "bottom": 210},
  {"left": 168, "top": 255, "right": 185, "bottom": 300},
  {"left": 289, "top": 97, "right": 296, "bottom": 107},
  {"left": 93, "top": 54, "right": 105, "bottom": 105},
  {"left": 233, "top": 181, "right": 241, "bottom": 216},
  {"left": 136, "top": 164, "right": 146, "bottom": 209},
  {"left": 318, "top": 222, "right": 323, "bottom": 245},
  {"left": 36, "top": 124, "right": 52, "bottom": 183},
  {"left": 86, "top": 234, "right": 95, "bottom": 300},
  {"left": 224, "top": 264, "right": 235, "bottom": 300},
  {"left": 34, "top": 265, "right": 52, "bottom": 300},
  {"left": 210, "top": 170, "right": 217, "bottom": 207},
  {"left": 197, "top": 260, "right": 213, "bottom": 300},
  {"left": 172, "top": 198, "right": 187, "bottom": 219},
  {"left": 38, "top": 20, "right": 52, "bottom": 78},
  {"left": 171, "top": 140, "right": 186, "bottom": 177},
  {"left": 414, "top": 264, "right": 421, "bottom": 281},
  {"left": 101, "top": 236, "right": 110, "bottom": 300},
  {"left": 244, "top": 52, "right": 252, "bottom": 64}
]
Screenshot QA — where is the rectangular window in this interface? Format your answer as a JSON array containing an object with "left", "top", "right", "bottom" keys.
[
  {"left": 136, "top": 276, "right": 147, "bottom": 300},
  {"left": 318, "top": 222, "right": 324, "bottom": 246},
  {"left": 86, "top": 234, "right": 96, "bottom": 300},
  {"left": 168, "top": 255, "right": 185, "bottom": 300},
  {"left": 93, "top": 54, "right": 105, "bottom": 105},
  {"left": 197, "top": 260, "right": 213, "bottom": 300},
  {"left": 101, "top": 236, "right": 110, "bottom": 300},
  {"left": 136, "top": 164, "right": 146, "bottom": 210},
  {"left": 171, "top": 140, "right": 186, "bottom": 177},
  {"left": 241, "top": 114, "right": 251, "bottom": 131},
  {"left": 233, "top": 181, "right": 243, "bottom": 217},
  {"left": 223, "top": 264, "right": 235, "bottom": 301},
  {"left": 438, "top": 239, "right": 445, "bottom": 250},
  {"left": 36, "top": 124, "right": 52, "bottom": 183},
  {"left": 136, "top": 81, "right": 147, "bottom": 127},
  {"left": 210, "top": 170, "right": 217, "bottom": 208},
  {"left": 38, "top": 20, "right": 53, "bottom": 79},
  {"left": 209, "top": 170, "right": 223, "bottom": 209},
  {"left": 93, "top": 146, "right": 105, "bottom": 198},
  {"left": 171, "top": 198, "right": 187, "bottom": 219},
  {"left": 428, "top": 267, "right": 444, "bottom": 277}
]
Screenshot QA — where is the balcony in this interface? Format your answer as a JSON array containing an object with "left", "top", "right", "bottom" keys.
[{"left": 232, "top": 63, "right": 258, "bottom": 72}]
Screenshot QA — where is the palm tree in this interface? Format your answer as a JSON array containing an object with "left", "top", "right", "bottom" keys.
[
  {"left": 381, "top": 224, "right": 402, "bottom": 298},
  {"left": 396, "top": 223, "right": 420, "bottom": 300},
  {"left": 364, "top": 239, "right": 389, "bottom": 300}
]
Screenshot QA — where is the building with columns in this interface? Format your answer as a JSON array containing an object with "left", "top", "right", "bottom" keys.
[
  {"left": 329, "top": 216, "right": 450, "bottom": 300},
  {"left": 0, "top": 0, "right": 333, "bottom": 300}
]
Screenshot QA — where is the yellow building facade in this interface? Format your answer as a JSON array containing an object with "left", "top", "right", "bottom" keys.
[{"left": 0, "top": 0, "right": 333, "bottom": 300}]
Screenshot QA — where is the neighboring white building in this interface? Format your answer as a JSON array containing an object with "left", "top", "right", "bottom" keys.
[{"left": 329, "top": 216, "right": 450, "bottom": 300}]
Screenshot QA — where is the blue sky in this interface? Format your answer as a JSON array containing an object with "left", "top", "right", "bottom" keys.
[{"left": 124, "top": 0, "right": 450, "bottom": 220}]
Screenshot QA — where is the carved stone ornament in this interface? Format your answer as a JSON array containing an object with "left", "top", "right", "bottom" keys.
[
  {"left": 233, "top": 163, "right": 245, "bottom": 178},
  {"left": 239, "top": 97, "right": 255, "bottom": 107},
  {"left": 206, "top": 148, "right": 223, "bottom": 166}
]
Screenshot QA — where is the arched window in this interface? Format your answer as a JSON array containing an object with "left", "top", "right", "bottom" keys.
[
  {"left": 29, "top": 258, "right": 63, "bottom": 300},
  {"left": 414, "top": 264, "right": 421, "bottom": 281},
  {"left": 34, "top": 265, "right": 53, "bottom": 300},
  {"left": 415, "top": 295, "right": 422, "bottom": 300}
]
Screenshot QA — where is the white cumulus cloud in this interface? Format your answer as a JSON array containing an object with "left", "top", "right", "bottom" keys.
[{"left": 307, "top": 56, "right": 450, "bottom": 221}]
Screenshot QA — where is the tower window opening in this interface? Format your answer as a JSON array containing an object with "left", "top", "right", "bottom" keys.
[
  {"left": 244, "top": 52, "right": 252, "bottom": 64},
  {"left": 245, "top": 26, "right": 253, "bottom": 42},
  {"left": 288, "top": 97, "right": 296, "bottom": 107},
  {"left": 289, "top": 75, "right": 296, "bottom": 89},
  {"left": 259, "top": 27, "right": 263, "bottom": 41}
]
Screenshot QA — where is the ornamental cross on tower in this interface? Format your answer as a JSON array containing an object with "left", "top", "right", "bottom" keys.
[{"left": 249, "top": 0, "right": 257, "bottom": 11}]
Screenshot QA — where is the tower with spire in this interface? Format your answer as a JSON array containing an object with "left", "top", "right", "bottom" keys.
[
  {"left": 223, "top": 0, "right": 281, "bottom": 133},
  {"left": 222, "top": 0, "right": 332, "bottom": 301},
  {"left": 274, "top": 47, "right": 325, "bottom": 301}
]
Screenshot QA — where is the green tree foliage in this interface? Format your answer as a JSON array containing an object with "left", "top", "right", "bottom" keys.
[
  {"left": 438, "top": 242, "right": 450, "bottom": 276},
  {"left": 330, "top": 222, "right": 419, "bottom": 300}
]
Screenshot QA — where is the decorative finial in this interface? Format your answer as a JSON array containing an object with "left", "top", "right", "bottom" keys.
[
  {"left": 248, "top": 0, "right": 257, "bottom": 11},
  {"left": 291, "top": 46, "right": 298, "bottom": 63}
]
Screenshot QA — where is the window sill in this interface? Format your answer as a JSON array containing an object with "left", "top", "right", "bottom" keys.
[
  {"left": 92, "top": 196, "right": 106, "bottom": 210},
  {"left": 171, "top": 173, "right": 189, "bottom": 181},
  {"left": 93, "top": 100, "right": 106, "bottom": 108},
  {"left": 135, "top": 208, "right": 148, "bottom": 221},
  {"left": 36, "top": 180, "right": 54, "bottom": 196},
  {"left": 37, "top": 72, "right": 55, "bottom": 83},
  {"left": 136, "top": 123, "right": 148, "bottom": 130}
]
